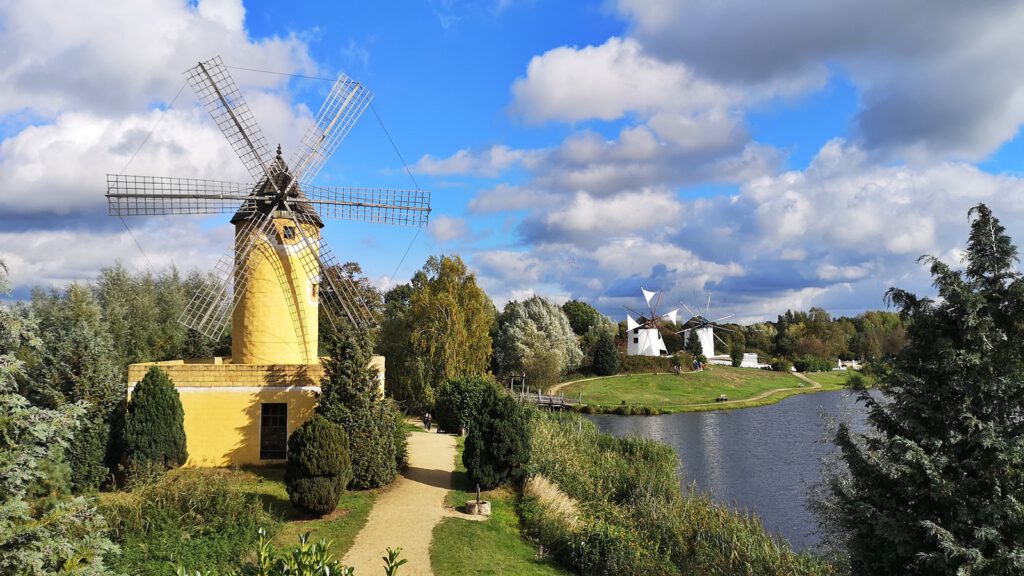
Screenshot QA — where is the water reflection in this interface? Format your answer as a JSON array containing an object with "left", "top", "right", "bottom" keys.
[{"left": 589, "top": 390, "right": 872, "bottom": 551}]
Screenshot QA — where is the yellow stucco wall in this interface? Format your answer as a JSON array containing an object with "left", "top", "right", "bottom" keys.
[
  {"left": 127, "top": 356, "right": 386, "bottom": 467},
  {"left": 232, "top": 217, "right": 321, "bottom": 365}
]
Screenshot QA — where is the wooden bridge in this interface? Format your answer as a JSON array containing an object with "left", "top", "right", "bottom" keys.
[{"left": 512, "top": 387, "right": 582, "bottom": 410}]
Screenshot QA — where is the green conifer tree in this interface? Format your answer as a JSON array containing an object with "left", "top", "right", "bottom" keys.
[
  {"left": 122, "top": 366, "right": 187, "bottom": 471},
  {"left": 824, "top": 204, "right": 1024, "bottom": 575},
  {"left": 318, "top": 330, "right": 405, "bottom": 489},
  {"left": 592, "top": 329, "right": 620, "bottom": 376},
  {"left": 285, "top": 415, "right": 352, "bottom": 515},
  {"left": 463, "top": 386, "right": 531, "bottom": 489}
]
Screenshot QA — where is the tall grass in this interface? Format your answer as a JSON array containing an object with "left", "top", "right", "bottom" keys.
[
  {"left": 101, "top": 469, "right": 277, "bottom": 574},
  {"left": 521, "top": 413, "right": 840, "bottom": 576}
]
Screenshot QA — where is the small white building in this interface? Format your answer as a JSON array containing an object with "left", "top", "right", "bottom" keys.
[{"left": 627, "top": 326, "right": 667, "bottom": 356}]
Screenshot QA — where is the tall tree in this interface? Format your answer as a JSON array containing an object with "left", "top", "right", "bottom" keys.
[
  {"left": 561, "top": 300, "right": 602, "bottom": 336},
  {"left": 493, "top": 296, "right": 583, "bottom": 389},
  {"left": 382, "top": 255, "right": 494, "bottom": 409},
  {"left": 823, "top": 204, "right": 1024, "bottom": 575},
  {"left": 318, "top": 330, "right": 405, "bottom": 489},
  {"left": 27, "top": 284, "right": 122, "bottom": 491},
  {"left": 0, "top": 262, "right": 118, "bottom": 573}
]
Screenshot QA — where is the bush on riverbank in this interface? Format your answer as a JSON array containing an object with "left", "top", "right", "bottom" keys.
[{"left": 522, "top": 413, "right": 838, "bottom": 576}]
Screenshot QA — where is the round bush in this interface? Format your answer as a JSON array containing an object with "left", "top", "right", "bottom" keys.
[
  {"left": 434, "top": 376, "right": 497, "bottom": 433},
  {"left": 285, "top": 415, "right": 351, "bottom": 515}
]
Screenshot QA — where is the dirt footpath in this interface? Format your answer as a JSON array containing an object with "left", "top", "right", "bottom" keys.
[{"left": 342, "top": 425, "right": 456, "bottom": 575}]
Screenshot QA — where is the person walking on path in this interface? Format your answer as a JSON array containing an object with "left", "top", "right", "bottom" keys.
[{"left": 424, "top": 412, "right": 432, "bottom": 431}]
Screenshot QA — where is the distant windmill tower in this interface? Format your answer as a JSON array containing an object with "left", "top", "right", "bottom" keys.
[
  {"left": 679, "top": 292, "right": 735, "bottom": 358},
  {"left": 624, "top": 288, "right": 678, "bottom": 356},
  {"left": 108, "top": 56, "right": 430, "bottom": 467},
  {"left": 107, "top": 57, "right": 431, "bottom": 365}
]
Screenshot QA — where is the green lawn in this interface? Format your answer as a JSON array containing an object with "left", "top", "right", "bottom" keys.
[
  {"left": 237, "top": 467, "right": 378, "bottom": 559},
  {"left": 430, "top": 437, "right": 569, "bottom": 576},
  {"left": 560, "top": 366, "right": 845, "bottom": 412}
]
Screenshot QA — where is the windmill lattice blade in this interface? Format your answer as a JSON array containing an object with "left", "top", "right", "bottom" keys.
[
  {"left": 714, "top": 314, "right": 736, "bottom": 323},
  {"left": 106, "top": 174, "right": 256, "bottom": 216},
  {"left": 178, "top": 214, "right": 274, "bottom": 338},
  {"left": 185, "top": 56, "right": 276, "bottom": 182},
  {"left": 287, "top": 215, "right": 374, "bottom": 330},
  {"left": 301, "top": 186, "right": 431, "bottom": 227},
  {"left": 290, "top": 73, "right": 373, "bottom": 187},
  {"left": 680, "top": 302, "right": 698, "bottom": 319}
]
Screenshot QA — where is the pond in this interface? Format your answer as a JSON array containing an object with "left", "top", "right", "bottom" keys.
[{"left": 588, "top": 389, "right": 873, "bottom": 551}]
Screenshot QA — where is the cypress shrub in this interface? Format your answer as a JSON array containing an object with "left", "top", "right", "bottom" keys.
[
  {"left": 434, "top": 375, "right": 497, "bottom": 433},
  {"left": 318, "top": 331, "right": 405, "bottom": 490},
  {"left": 68, "top": 410, "right": 111, "bottom": 491},
  {"left": 591, "top": 330, "right": 620, "bottom": 376},
  {"left": 463, "top": 387, "right": 531, "bottom": 489},
  {"left": 122, "top": 366, "right": 187, "bottom": 471},
  {"left": 285, "top": 415, "right": 351, "bottom": 515}
]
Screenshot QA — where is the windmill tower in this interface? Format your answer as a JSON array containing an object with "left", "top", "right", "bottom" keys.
[
  {"left": 110, "top": 57, "right": 430, "bottom": 466},
  {"left": 624, "top": 288, "right": 679, "bottom": 356},
  {"left": 679, "top": 292, "right": 735, "bottom": 358}
]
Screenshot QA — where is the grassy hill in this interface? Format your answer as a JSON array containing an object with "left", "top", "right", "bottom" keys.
[{"left": 559, "top": 366, "right": 852, "bottom": 413}]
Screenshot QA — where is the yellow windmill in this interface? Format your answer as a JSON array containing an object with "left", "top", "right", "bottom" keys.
[{"left": 107, "top": 56, "right": 430, "bottom": 466}]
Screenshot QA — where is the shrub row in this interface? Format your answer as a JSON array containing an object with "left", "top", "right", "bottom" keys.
[
  {"left": 792, "top": 354, "right": 836, "bottom": 373},
  {"left": 618, "top": 354, "right": 675, "bottom": 373}
]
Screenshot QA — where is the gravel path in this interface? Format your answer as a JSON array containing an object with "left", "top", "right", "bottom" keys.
[{"left": 342, "top": 425, "right": 457, "bottom": 575}]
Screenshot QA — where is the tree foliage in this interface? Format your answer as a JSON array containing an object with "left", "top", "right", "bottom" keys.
[
  {"left": 462, "top": 387, "right": 532, "bottom": 489},
  {"left": 0, "top": 262, "right": 118, "bottom": 574},
  {"left": 591, "top": 329, "right": 620, "bottom": 376},
  {"left": 285, "top": 415, "right": 352, "bottom": 516},
  {"left": 433, "top": 375, "right": 498, "bottom": 433},
  {"left": 95, "top": 264, "right": 228, "bottom": 368},
  {"left": 493, "top": 296, "right": 583, "bottom": 388},
  {"left": 561, "top": 300, "right": 602, "bottom": 336},
  {"left": 822, "top": 204, "right": 1024, "bottom": 575},
  {"left": 318, "top": 331, "right": 405, "bottom": 490},
  {"left": 380, "top": 255, "right": 494, "bottom": 410},
  {"left": 123, "top": 366, "right": 188, "bottom": 471},
  {"left": 23, "top": 284, "right": 123, "bottom": 492},
  {"left": 685, "top": 330, "right": 704, "bottom": 359}
]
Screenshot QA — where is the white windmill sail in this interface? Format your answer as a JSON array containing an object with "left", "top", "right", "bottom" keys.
[
  {"left": 642, "top": 288, "right": 657, "bottom": 306},
  {"left": 665, "top": 308, "right": 678, "bottom": 325},
  {"left": 626, "top": 314, "right": 640, "bottom": 332}
]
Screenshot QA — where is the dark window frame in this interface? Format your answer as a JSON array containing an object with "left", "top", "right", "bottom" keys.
[{"left": 260, "top": 403, "right": 288, "bottom": 460}]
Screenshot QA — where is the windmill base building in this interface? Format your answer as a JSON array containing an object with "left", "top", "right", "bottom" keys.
[
  {"left": 125, "top": 207, "right": 387, "bottom": 467},
  {"left": 111, "top": 57, "right": 429, "bottom": 468}
]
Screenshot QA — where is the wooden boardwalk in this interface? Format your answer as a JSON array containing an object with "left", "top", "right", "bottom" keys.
[{"left": 513, "top": 388, "right": 581, "bottom": 410}]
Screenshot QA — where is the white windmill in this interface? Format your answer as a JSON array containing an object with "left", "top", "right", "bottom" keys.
[
  {"left": 679, "top": 292, "right": 735, "bottom": 358},
  {"left": 624, "top": 288, "right": 679, "bottom": 356}
]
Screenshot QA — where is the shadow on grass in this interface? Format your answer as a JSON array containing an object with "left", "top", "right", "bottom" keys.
[{"left": 237, "top": 465, "right": 321, "bottom": 521}]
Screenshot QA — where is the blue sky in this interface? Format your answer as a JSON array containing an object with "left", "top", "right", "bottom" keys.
[{"left": 1, "top": 0, "right": 1023, "bottom": 322}]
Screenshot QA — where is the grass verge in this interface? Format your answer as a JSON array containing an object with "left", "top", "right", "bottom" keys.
[
  {"left": 430, "top": 436, "right": 569, "bottom": 576},
  {"left": 560, "top": 366, "right": 849, "bottom": 414}
]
